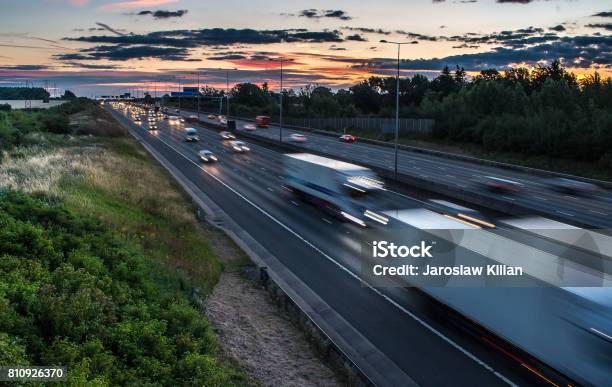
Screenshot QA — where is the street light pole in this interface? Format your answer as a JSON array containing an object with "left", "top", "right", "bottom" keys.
[
  {"left": 381, "top": 40, "right": 409, "bottom": 180},
  {"left": 269, "top": 57, "right": 293, "bottom": 144},
  {"left": 226, "top": 70, "right": 230, "bottom": 117},
  {"left": 279, "top": 59, "right": 283, "bottom": 143}
]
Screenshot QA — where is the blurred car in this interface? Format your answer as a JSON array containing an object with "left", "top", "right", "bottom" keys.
[
  {"left": 229, "top": 141, "right": 250, "bottom": 153},
  {"left": 546, "top": 178, "right": 601, "bottom": 196},
  {"left": 219, "top": 117, "right": 228, "bottom": 125},
  {"left": 339, "top": 134, "right": 357, "bottom": 143},
  {"left": 188, "top": 115, "right": 198, "bottom": 122},
  {"left": 198, "top": 150, "right": 218, "bottom": 163},
  {"left": 207, "top": 114, "right": 217, "bottom": 120},
  {"left": 480, "top": 176, "right": 523, "bottom": 194},
  {"left": 289, "top": 133, "right": 307, "bottom": 143},
  {"left": 174, "top": 109, "right": 180, "bottom": 113},
  {"left": 168, "top": 116, "right": 180, "bottom": 125},
  {"left": 148, "top": 124, "right": 158, "bottom": 131},
  {"left": 179, "top": 117, "right": 185, "bottom": 123},
  {"left": 134, "top": 118, "right": 142, "bottom": 125},
  {"left": 220, "top": 131, "right": 236, "bottom": 140},
  {"left": 256, "top": 115, "right": 270, "bottom": 128},
  {"left": 243, "top": 123, "right": 256, "bottom": 131},
  {"left": 184, "top": 128, "right": 200, "bottom": 142}
]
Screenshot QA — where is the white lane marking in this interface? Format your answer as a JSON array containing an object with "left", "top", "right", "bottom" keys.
[
  {"left": 322, "top": 218, "right": 333, "bottom": 224},
  {"left": 502, "top": 196, "right": 515, "bottom": 201},
  {"left": 590, "top": 210, "right": 608, "bottom": 216},
  {"left": 591, "top": 327, "right": 612, "bottom": 341},
  {"left": 533, "top": 196, "right": 547, "bottom": 201},
  {"left": 248, "top": 176, "right": 254, "bottom": 181},
  {"left": 556, "top": 210, "right": 575, "bottom": 217},
  {"left": 291, "top": 201, "right": 299, "bottom": 206},
  {"left": 137, "top": 126, "right": 515, "bottom": 386},
  {"left": 267, "top": 187, "right": 274, "bottom": 192}
]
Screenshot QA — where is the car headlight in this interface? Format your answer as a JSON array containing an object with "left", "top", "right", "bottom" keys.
[
  {"left": 210, "top": 156, "right": 217, "bottom": 161},
  {"left": 243, "top": 147, "right": 250, "bottom": 151},
  {"left": 233, "top": 146, "right": 240, "bottom": 151}
]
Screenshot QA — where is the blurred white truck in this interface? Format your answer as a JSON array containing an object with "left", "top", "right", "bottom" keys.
[{"left": 283, "top": 153, "right": 384, "bottom": 225}]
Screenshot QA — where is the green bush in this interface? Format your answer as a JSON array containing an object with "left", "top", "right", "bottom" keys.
[{"left": 0, "top": 191, "right": 245, "bottom": 385}]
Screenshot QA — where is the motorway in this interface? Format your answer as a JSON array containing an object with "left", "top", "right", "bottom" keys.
[
  {"left": 108, "top": 105, "right": 611, "bottom": 386},
  {"left": 175, "top": 108, "right": 612, "bottom": 229}
]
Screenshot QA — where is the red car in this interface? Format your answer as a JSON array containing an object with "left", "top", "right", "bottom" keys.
[
  {"left": 339, "top": 134, "right": 357, "bottom": 143},
  {"left": 256, "top": 115, "right": 270, "bottom": 128}
]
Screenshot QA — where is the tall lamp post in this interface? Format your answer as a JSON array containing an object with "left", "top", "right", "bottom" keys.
[
  {"left": 380, "top": 40, "right": 410, "bottom": 180},
  {"left": 218, "top": 68, "right": 237, "bottom": 118},
  {"left": 191, "top": 72, "right": 201, "bottom": 119},
  {"left": 269, "top": 57, "right": 294, "bottom": 144}
]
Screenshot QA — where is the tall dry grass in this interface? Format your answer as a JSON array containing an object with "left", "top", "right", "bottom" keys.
[{"left": 0, "top": 136, "right": 222, "bottom": 292}]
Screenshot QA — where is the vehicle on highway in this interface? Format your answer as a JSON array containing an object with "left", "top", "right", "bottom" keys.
[
  {"left": 198, "top": 149, "right": 218, "bottom": 163},
  {"left": 219, "top": 116, "right": 228, "bottom": 125},
  {"left": 220, "top": 131, "right": 236, "bottom": 140},
  {"left": 283, "top": 153, "right": 384, "bottom": 225},
  {"left": 480, "top": 176, "right": 523, "bottom": 194},
  {"left": 243, "top": 123, "right": 256, "bottom": 131},
  {"left": 168, "top": 116, "right": 180, "bottom": 125},
  {"left": 207, "top": 114, "right": 217, "bottom": 120},
  {"left": 384, "top": 208, "right": 612, "bottom": 386},
  {"left": 289, "top": 133, "right": 307, "bottom": 143},
  {"left": 174, "top": 109, "right": 180, "bottom": 113},
  {"left": 546, "top": 178, "right": 601, "bottom": 196},
  {"left": 256, "top": 115, "right": 270, "bottom": 128},
  {"left": 339, "top": 134, "right": 357, "bottom": 143},
  {"left": 148, "top": 124, "right": 157, "bottom": 131},
  {"left": 188, "top": 114, "right": 199, "bottom": 122},
  {"left": 134, "top": 118, "right": 142, "bottom": 125},
  {"left": 184, "top": 128, "right": 200, "bottom": 142},
  {"left": 229, "top": 141, "right": 250, "bottom": 152}
]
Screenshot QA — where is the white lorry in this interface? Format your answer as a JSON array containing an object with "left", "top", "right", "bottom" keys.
[
  {"left": 283, "top": 153, "right": 384, "bottom": 225},
  {"left": 382, "top": 208, "right": 612, "bottom": 385}
]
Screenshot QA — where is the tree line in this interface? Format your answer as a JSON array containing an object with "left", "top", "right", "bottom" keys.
[{"left": 166, "top": 60, "right": 611, "bottom": 165}]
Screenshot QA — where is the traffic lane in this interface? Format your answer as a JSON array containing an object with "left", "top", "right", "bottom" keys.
[{"left": 120, "top": 113, "right": 515, "bottom": 386}]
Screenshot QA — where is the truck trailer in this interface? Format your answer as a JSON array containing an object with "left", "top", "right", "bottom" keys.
[{"left": 283, "top": 153, "right": 384, "bottom": 225}]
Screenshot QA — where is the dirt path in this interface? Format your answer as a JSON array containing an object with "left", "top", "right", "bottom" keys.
[{"left": 203, "top": 227, "right": 341, "bottom": 387}]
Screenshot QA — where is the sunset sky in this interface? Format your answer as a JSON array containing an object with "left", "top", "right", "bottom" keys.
[{"left": 0, "top": 0, "right": 610, "bottom": 96}]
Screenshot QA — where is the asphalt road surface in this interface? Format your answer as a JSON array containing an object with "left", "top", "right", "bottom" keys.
[{"left": 174, "top": 108, "right": 612, "bottom": 229}]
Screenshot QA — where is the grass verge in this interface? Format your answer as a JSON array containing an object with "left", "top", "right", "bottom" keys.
[{"left": 0, "top": 131, "right": 247, "bottom": 385}]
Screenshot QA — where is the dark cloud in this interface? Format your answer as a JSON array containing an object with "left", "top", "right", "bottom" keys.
[
  {"left": 342, "top": 27, "right": 391, "bottom": 35},
  {"left": 65, "top": 28, "right": 344, "bottom": 48},
  {"left": 549, "top": 25, "right": 565, "bottom": 32},
  {"left": 346, "top": 34, "right": 367, "bottom": 42},
  {"left": 0, "top": 64, "right": 50, "bottom": 70},
  {"left": 298, "top": 9, "right": 352, "bottom": 20},
  {"left": 95, "top": 22, "right": 125, "bottom": 36},
  {"left": 55, "top": 45, "right": 195, "bottom": 61},
  {"left": 586, "top": 23, "right": 612, "bottom": 31},
  {"left": 351, "top": 34, "right": 611, "bottom": 71},
  {"left": 593, "top": 11, "right": 612, "bottom": 17},
  {"left": 496, "top": 0, "right": 534, "bottom": 3},
  {"left": 207, "top": 54, "right": 247, "bottom": 60},
  {"left": 137, "top": 10, "right": 188, "bottom": 19},
  {"left": 64, "top": 62, "right": 119, "bottom": 69}
]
